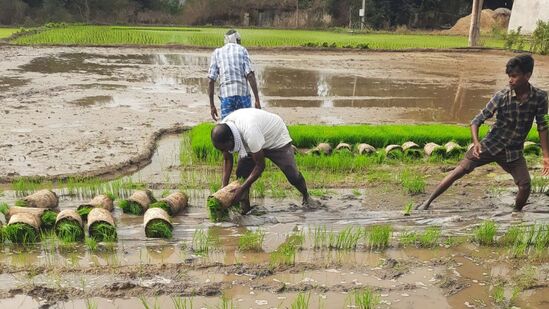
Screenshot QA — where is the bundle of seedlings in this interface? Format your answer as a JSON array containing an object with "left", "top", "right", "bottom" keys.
[
  {"left": 6, "top": 206, "right": 57, "bottom": 231},
  {"left": 5, "top": 213, "right": 40, "bottom": 244},
  {"left": 77, "top": 193, "right": 115, "bottom": 220},
  {"left": 143, "top": 208, "right": 173, "bottom": 239},
  {"left": 424, "top": 142, "right": 446, "bottom": 158},
  {"left": 308, "top": 143, "right": 332, "bottom": 155},
  {"left": 335, "top": 143, "right": 352, "bottom": 153},
  {"left": 149, "top": 191, "right": 188, "bottom": 216},
  {"left": 524, "top": 141, "right": 541, "bottom": 156},
  {"left": 357, "top": 143, "right": 376, "bottom": 155},
  {"left": 444, "top": 141, "right": 465, "bottom": 158},
  {"left": 385, "top": 144, "right": 403, "bottom": 159},
  {"left": 118, "top": 190, "right": 155, "bottom": 215},
  {"left": 87, "top": 208, "right": 117, "bottom": 242},
  {"left": 55, "top": 209, "right": 84, "bottom": 243},
  {"left": 16, "top": 189, "right": 58, "bottom": 208},
  {"left": 402, "top": 141, "right": 422, "bottom": 158},
  {"left": 207, "top": 180, "right": 242, "bottom": 222}
]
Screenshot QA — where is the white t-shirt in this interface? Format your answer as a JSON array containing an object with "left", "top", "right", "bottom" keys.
[{"left": 221, "top": 109, "right": 292, "bottom": 153}]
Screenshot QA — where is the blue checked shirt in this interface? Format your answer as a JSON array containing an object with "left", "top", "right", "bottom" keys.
[
  {"left": 471, "top": 85, "right": 548, "bottom": 162},
  {"left": 208, "top": 43, "right": 254, "bottom": 98}
]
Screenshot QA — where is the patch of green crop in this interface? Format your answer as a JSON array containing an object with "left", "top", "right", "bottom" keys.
[
  {"left": 0, "top": 202, "right": 9, "bottom": 216},
  {"left": 291, "top": 292, "right": 311, "bottom": 309},
  {"left": 348, "top": 288, "right": 380, "bottom": 309},
  {"left": 474, "top": 220, "right": 498, "bottom": 246},
  {"left": 418, "top": 226, "right": 441, "bottom": 248},
  {"left": 89, "top": 222, "right": 117, "bottom": 242},
  {"left": 4, "top": 223, "right": 38, "bottom": 244},
  {"left": 238, "top": 229, "right": 265, "bottom": 251},
  {"left": 399, "top": 169, "right": 425, "bottom": 195},
  {"left": 55, "top": 220, "right": 84, "bottom": 243},
  {"left": 403, "top": 201, "right": 413, "bottom": 216},
  {"left": 270, "top": 232, "right": 303, "bottom": 267},
  {"left": 0, "top": 28, "right": 19, "bottom": 39},
  {"left": 118, "top": 199, "right": 144, "bottom": 215},
  {"left": 327, "top": 226, "right": 363, "bottom": 251},
  {"left": 191, "top": 229, "right": 215, "bottom": 256},
  {"left": 40, "top": 210, "right": 57, "bottom": 230},
  {"left": 77, "top": 206, "right": 93, "bottom": 221},
  {"left": 365, "top": 225, "right": 392, "bottom": 250},
  {"left": 145, "top": 220, "right": 173, "bottom": 239}
]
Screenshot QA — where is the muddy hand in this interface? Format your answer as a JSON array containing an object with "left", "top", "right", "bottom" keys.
[
  {"left": 210, "top": 106, "right": 219, "bottom": 121},
  {"left": 472, "top": 143, "right": 482, "bottom": 159}
]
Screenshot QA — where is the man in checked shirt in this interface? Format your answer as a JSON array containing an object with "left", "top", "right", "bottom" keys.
[
  {"left": 417, "top": 54, "right": 549, "bottom": 212},
  {"left": 208, "top": 29, "right": 261, "bottom": 121}
]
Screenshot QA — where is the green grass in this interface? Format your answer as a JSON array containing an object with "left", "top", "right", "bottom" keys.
[
  {"left": 89, "top": 222, "right": 117, "bottom": 242},
  {"left": 145, "top": 220, "right": 173, "bottom": 239},
  {"left": 4, "top": 223, "right": 39, "bottom": 244},
  {"left": 55, "top": 220, "right": 84, "bottom": 243},
  {"left": 531, "top": 176, "right": 549, "bottom": 194},
  {"left": 348, "top": 289, "right": 380, "bottom": 309},
  {"left": 0, "top": 202, "right": 8, "bottom": 216},
  {"left": 365, "top": 225, "right": 392, "bottom": 250},
  {"left": 291, "top": 292, "right": 311, "bottom": 309},
  {"left": 191, "top": 229, "right": 215, "bottom": 256},
  {"left": 418, "top": 226, "right": 441, "bottom": 248},
  {"left": 149, "top": 201, "right": 172, "bottom": 215},
  {"left": 118, "top": 199, "right": 144, "bottom": 215},
  {"left": 505, "top": 224, "right": 549, "bottom": 259},
  {"left": 171, "top": 297, "right": 194, "bottom": 309},
  {"left": 238, "top": 229, "right": 265, "bottom": 252},
  {"left": 270, "top": 232, "right": 304, "bottom": 267},
  {"left": 40, "top": 210, "right": 57, "bottom": 230},
  {"left": 474, "top": 220, "right": 498, "bottom": 246},
  {"left": 399, "top": 169, "right": 426, "bottom": 195},
  {"left": 403, "top": 201, "right": 413, "bottom": 216},
  {"left": 85, "top": 237, "right": 98, "bottom": 251},
  {"left": 10, "top": 25, "right": 506, "bottom": 49},
  {"left": 327, "top": 226, "right": 363, "bottom": 251},
  {"left": 0, "top": 28, "right": 19, "bottom": 39}
]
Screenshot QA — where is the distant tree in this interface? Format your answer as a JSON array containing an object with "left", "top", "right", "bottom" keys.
[{"left": 0, "top": 0, "right": 28, "bottom": 25}]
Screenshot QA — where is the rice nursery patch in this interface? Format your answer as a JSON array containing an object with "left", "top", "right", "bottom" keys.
[
  {"left": 118, "top": 199, "right": 144, "bottom": 215},
  {"left": 89, "top": 222, "right": 117, "bottom": 242},
  {"left": 348, "top": 288, "right": 380, "bottom": 309},
  {"left": 149, "top": 201, "right": 172, "bottom": 215},
  {"left": 238, "top": 230, "right": 265, "bottom": 251},
  {"left": 474, "top": 220, "right": 497, "bottom": 246},
  {"left": 365, "top": 225, "right": 392, "bottom": 250},
  {"left": 40, "top": 210, "right": 57, "bottom": 230},
  {"left": 145, "top": 220, "right": 173, "bottom": 239},
  {"left": 55, "top": 221, "right": 84, "bottom": 243},
  {"left": 4, "top": 223, "right": 39, "bottom": 244}
]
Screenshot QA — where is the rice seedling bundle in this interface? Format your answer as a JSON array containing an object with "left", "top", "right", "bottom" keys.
[
  {"left": 40, "top": 210, "right": 57, "bottom": 230},
  {"left": 424, "top": 142, "right": 446, "bottom": 158},
  {"left": 357, "top": 143, "right": 376, "bottom": 155},
  {"left": 78, "top": 194, "right": 115, "bottom": 220},
  {"left": 444, "top": 142, "right": 465, "bottom": 158},
  {"left": 474, "top": 220, "right": 497, "bottom": 246},
  {"left": 6, "top": 206, "right": 57, "bottom": 230},
  {"left": 308, "top": 143, "right": 332, "bottom": 155},
  {"left": 150, "top": 191, "right": 188, "bottom": 216},
  {"left": 402, "top": 141, "right": 422, "bottom": 158},
  {"left": 207, "top": 181, "right": 242, "bottom": 222},
  {"left": 55, "top": 209, "right": 84, "bottom": 243},
  {"left": 384, "top": 144, "right": 403, "bottom": 159},
  {"left": 523, "top": 141, "right": 541, "bottom": 156},
  {"left": 366, "top": 225, "right": 392, "bottom": 250},
  {"left": 335, "top": 143, "right": 352, "bottom": 153},
  {"left": 6, "top": 213, "right": 40, "bottom": 244},
  {"left": 238, "top": 229, "right": 265, "bottom": 251},
  {"left": 144, "top": 208, "right": 173, "bottom": 239},
  {"left": 87, "top": 208, "right": 117, "bottom": 242},
  {"left": 17, "top": 189, "right": 58, "bottom": 208},
  {"left": 119, "top": 190, "right": 155, "bottom": 215}
]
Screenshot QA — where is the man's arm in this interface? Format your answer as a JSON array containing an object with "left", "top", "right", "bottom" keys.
[
  {"left": 539, "top": 129, "right": 549, "bottom": 176},
  {"left": 209, "top": 78, "right": 218, "bottom": 120},
  {"left": 230, "top": 151, "right": 265, "bottom": 204},
  {"left": 247, "top": 72, "right": 261, "bottom": 109},
  {"left": 470, "top": 124, "right": 482, "bottom": 158},
  {"left": 222, "top": 151, "right": 233, "bottom": 187},
  {"left": 536, "top": 95, "right": 549, "bottom": 175},
  {"left": 470, "top": 92, "right": 502, "bottom": 158}
]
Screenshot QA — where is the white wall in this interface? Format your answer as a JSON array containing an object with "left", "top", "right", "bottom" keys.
[{"left": 508, "top": 0, "right": 549, "bottom": 34}]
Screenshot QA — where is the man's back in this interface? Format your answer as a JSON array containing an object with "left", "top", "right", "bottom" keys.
[{"left": 208, "top": 43, "right": 253, "bottom": 98}]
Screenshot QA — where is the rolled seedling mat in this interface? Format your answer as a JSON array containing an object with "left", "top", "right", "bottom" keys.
[
  {"left": 524, "top": 141, "right": 541, "bottom": 156},
  {"left": 291, "top": 145, "right": 299, "bottom": 154},
  {"left": 424, "top": 142, "right": 446, "bottom": 157},
  {"left": 7, "top": 207, "right": 57, "bottom": 230},
  {"left": 78, "top": 194, "right": 114, "bottom": 220},
  {"left": 21, "top": 189, "right": 58, "bottom": 209},
  {"left": 87, "top": 208, "right": 117, "bottom": 242},
  {"left": 335, "top": 143, "right": 352, "bottom": 152},
  {"left": 55, "top": 209, "right": 84, "bottom": 242},
  {"left": 6, "top": 213, "right": 41, "bottom": 243},
  {"left": 402, "top": 141, "right": 422, "bottom": 158},
  {"left": 120, "top": 190, "right": 155, "bottom": 215},
  {"left": 385, "top": 144, "right": 403, "bottom": 159},
  {"left": 6, "top": 206, "right": 46, "bottom": 222},
  {"left": 151, "top": 191, "right": 188, "bottom": 216},
  {"left": 207, "top": 180, "right": 242, "bottom": 222},
  {"left": 444, "top": 142, "right": 465, "bottom": 158},
  {"left": 309, "top": 143, "right": 332, "bottom": 155},
  {"left": 357, "top": 143, "right": 376, "bottom": 155},
  {"left": 144, "top": 208, "right": 173, "bottom": 239}
]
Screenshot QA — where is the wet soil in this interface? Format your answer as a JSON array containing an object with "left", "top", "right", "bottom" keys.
[{"left": 2, "top": 46, "right": 549, "bottom": 181}]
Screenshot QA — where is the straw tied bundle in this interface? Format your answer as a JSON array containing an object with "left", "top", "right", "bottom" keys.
[
  {"left": 11, "top": 189, "right": 59, "bottom": 230},
  {"left": 5, "top": 212, "right": 41, "bottom": 243},
  {"left": 119, "top": 190, "right": 156, "bottom": 215},
  {"left": 77, "top": 194, "right": 114, "bottom": 220},
  {"left": 87, "top": 208, "right": 117, "bottom": 242},
  {"left": 144, "top": 192, "right": 189, "bottom": 239},
  {"left": 55, "top": 209, "right": 84, "bottom": 242},
  {"left": 207, "top": 181, "right": 242, "bottom": 222}
]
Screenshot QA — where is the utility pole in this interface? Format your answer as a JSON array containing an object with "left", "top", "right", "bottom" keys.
[
  {"left": 360, "top": 0, "right": 366, "bottom": 30},
  {"left": 296, "top": 0, "right": 299, "bottom": 28},
  {"left": 468, "top": 0, "right": 484, "bottom": 47}
]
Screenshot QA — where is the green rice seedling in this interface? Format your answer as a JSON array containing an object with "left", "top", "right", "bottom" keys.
[
  {"left": 474, "top": 220, "right": 498, "bottom": 246},
  {"left": 444, "top": 236, "right": 466, "bottom": 247},
  {"left": 15, "top": 199, "right": 28, "bottom": 207},
  {"left": 399, "top": 169, "right": 426, "bottom": 195},
  {"left": 85, "top": 237, "right": 98, "bottom": 251},
  {"left": 149, "top": 200, "right": 172, "bottom": 215},
  {"left": 349, "top": 289, "right": 380, "bottom": 309},
  {"left": 77, "top": 206, "right": 93, "bottom": 220},
  {"left": 0, "top": 202, "right": 8, "bottom": 216},
  {"left": 491, "top": 284, "right": 505, "bottom": 305},
  {"left": 311, "top": 225, "right": 328, "bottom": 249},
  {"left": 366, "top": 225, "right": 392, "bottom": 250},
  {"left": 171, "top": 297, "right": 193, "bottom": 309},
  {"left": 399, "top": 231, "right": 418, "bottom": 246},
  {"left": 55, "top": 221, "right": 84, "bottom": 243},
  {"left": 207, "top": 197, "right": 230, "bottom": 222},
  {"left": 403, "top": 201, "right": 413, "bottom": 216},
  {"left": 418, "top": 226, "right": 441, "bottom": 248},
  {"left": 139, "top": 296, "right": 160, "bottom": 309},
  {"left": 192, "top": 229, "right": 214, "bottom": 256},
  {"left": 89, "top": 222, "right": 117, "bottom": 242},
  {"left": 4, "top": 223, "right": 39, "bottom": 244},
  {"left": 40, "top": 210, "right": 57, "bottom": 230},
  {"left": 145, "top": 220, "right": 173, "bottom": 239},
  {"left": 270, "top": 232, "right": 303, "bottom": 267},
  {"left": 218, "top": 295, "right": 236, "bottom": 309},
  {"left": 328, "top": 226, "right": 363, "bottom": 251},
  {"left": 238, "top": 230, "right": 265, "bottom": 251},
  {"left": 499, "top": 225, "right": 522, "bottom": 247},
  {"left": 531, "top": 176, "right": 549, "bottom": 194},
  {"left": 117, "top": 199, "right": 144, "bottom": 215},
  {"left": 291, "top": 292, "right": 311, "bottom": 309}
]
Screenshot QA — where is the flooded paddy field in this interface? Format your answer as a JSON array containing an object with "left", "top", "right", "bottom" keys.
[{"left": 1, "top": 45, "right": 548, "bottom": 308}]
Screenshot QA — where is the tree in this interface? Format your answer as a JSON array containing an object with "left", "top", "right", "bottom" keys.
[{"left": 468, "top": 0, "right": 484, "bottom": 46}]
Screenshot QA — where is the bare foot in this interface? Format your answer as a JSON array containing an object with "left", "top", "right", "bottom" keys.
[
  {"left": 415, "top": 201, "right": 431, "bottom": 210},
  {"left": 302, "top": 197, "right": 321, "bottom": 209},
  {"left": 240, "top": 200, "right": 253, "bottom": 215}
]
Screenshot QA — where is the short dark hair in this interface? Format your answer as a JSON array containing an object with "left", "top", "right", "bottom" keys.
[
  {"left": 211, "top": 124, "right": 233, "bottom": 144},
  {"left": 506, "top": 54, "right": 534, "bottom": 75},
  {"left": 226, "top": 29, "right": 237, "bottom": 36}
]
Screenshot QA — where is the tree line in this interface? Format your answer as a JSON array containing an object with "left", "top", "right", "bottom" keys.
[{"left": 0, "top": 0, "right": 513, "bottom": 29}]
